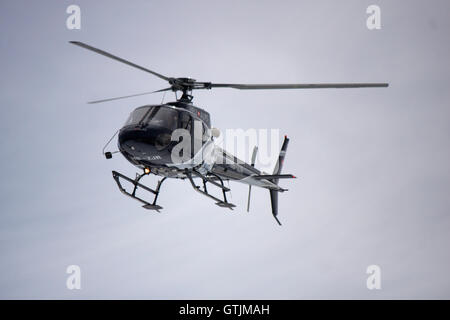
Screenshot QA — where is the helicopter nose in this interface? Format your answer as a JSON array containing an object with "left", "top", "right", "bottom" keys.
[{"left": 118, "top": 126, "right": 173, "bottom": 164}]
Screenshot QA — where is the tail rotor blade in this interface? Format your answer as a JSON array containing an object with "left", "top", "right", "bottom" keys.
[
  {"left": 247, "top": 185, "right": 252, "bottom": 213},
  {"left": 247, "top": 146, "right": 258, "bottom": 213},
  {"left": 251, "top": 146, "right": 258, "bottom": 166}
]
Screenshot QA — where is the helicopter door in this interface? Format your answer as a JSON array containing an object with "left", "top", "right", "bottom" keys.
[
  {"left": 179, "top": 111, "right": 194, "bottom": 159},
  {"left": 179, "top": 110, "right": 208, "bottom": 160}
]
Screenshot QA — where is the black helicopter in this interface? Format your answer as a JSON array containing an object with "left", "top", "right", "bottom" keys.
[{"left": 70, "top": 41, "right": 388, "bottom": 225}]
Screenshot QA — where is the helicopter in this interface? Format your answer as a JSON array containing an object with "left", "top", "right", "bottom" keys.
[{"left": 70, "top": 41, "right": 389, "bottom": 225}]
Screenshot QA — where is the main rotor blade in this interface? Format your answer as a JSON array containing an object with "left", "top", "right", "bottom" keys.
[
  {"left": 70, "top": 41, "right": 170, "bottom": 81},
  {"left": 87, "top": 87, "right": 172, "bottom": 104},
  {"left": 210, "top": 83, "right": 389, "bottom": 89}
]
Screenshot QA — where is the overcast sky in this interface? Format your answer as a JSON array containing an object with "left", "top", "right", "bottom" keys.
[{"left": 1, "top": 0, "right": 450, "bottom": 299}]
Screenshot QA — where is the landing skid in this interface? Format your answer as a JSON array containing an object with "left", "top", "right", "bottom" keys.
[
  {"left": 112, "top": 171, "right": 166, "bottom": 212},
  {"left": 185, "top": 169, "right": 236, "bottom": 210}
]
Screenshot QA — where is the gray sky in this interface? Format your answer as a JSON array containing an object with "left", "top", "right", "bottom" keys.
[{"left": 1, "top": 0, "right": 449, "bottom": 299}]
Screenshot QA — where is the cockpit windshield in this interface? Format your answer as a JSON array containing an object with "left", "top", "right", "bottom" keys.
[
  {"left": 124, "top": 106, "right": 150, "bottom": 126},
  {"left": 124, "top": 106, "right": 179, "bottom": 131},
  {"left": 146, "top": 106, "right": 179, "bottom": 130}
]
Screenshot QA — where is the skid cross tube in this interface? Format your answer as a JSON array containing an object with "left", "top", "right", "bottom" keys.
[
  {"left": 207, "top": 171, "right": 231, "bottom": 204},
  {"left": 112, "top": 170, "right": 167, "bottom": 211},
  {"left": 192, "top": 169, "right": 230, "bottom": 192},
  {"left": 186, "top": 170, "right": 235, "bottom": 209}
]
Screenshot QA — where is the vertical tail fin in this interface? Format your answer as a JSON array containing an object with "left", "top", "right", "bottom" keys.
[
  {"left": 270, "top": 190, "right": 282, "bottom": 225},
  {"left": 269, "top": 136, "right": 290, "bottom": 225}
]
